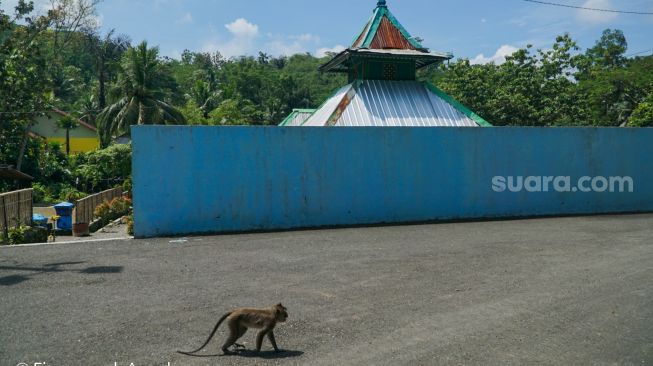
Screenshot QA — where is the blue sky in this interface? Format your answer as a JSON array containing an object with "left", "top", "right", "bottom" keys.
[{"left": 3, "top": 0, "right": 653, "bottom": 62}]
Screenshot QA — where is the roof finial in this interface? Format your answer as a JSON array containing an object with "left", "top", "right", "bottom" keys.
[{"left": 377, "top": 0, "right": 387, "bottom": 8}]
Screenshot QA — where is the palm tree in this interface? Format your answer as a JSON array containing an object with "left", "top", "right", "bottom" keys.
[
  {"left": 76, "top": 93, "right": 99, "bottom": 126},
  {"left": 96, "top": 41, "right": 185, "bottom": 147},
  {"left": 89, "top": 30, "right": 131, "bottom": 109},
  {"left": 56, "top": 115, "right": 79, "bottom": 155},
  {"left": 188, "top": 79, "right": 222, "bottom": 119}
]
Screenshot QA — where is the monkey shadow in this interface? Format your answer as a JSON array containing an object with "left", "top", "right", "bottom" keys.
[
  {"left": 237, "top": 349, "right": 304, "bottom": 359},
  {"left": 186, "top": 350, "right": 304, "bottom": 359}
]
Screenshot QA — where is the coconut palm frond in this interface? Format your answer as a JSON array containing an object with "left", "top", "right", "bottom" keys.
[
  {"left": 156, "top": 100, "right": 187, "bottom": 125},
  {"left": 96, "top": 41, "right": 185, "bottom": 144}
]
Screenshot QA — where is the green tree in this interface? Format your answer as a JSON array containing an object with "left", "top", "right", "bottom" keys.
[
  {"left": 56, "top": 115, "right": 79, "bottom": 155},
  {"left": 96, "top": 41, "right": 186, "bottom": 146},
  {"left": 188, "top": 79, "right": 221, "bottom": 119},
  {"left": 628, "top": 92, "right": 653, "bottom": 127},
  {"left": 583, "top": 29, "right": 628, "bottom": 70},
  {"left": 210, "top": 97, "right": 263, "bottom": 125},
  {"left": 179, "top": 100, "right": 209, "bottom": 125},
  {"left": 75, "top": 93, "right": 99, "bottom": 125},
  {"left": 434, "top": 35, "right": 591, "bottom": 126},
  {"left": 0, "top": 1, "right": 52, "bottom": 172},
  {"left": 578, "top": 55, "right": 653, "bottom": 126},
  {"left": 88, "top": 30, "right": 130, "bottom": 109},
  {"left": 47, "top": 0, "right": 102, "bottom": 55},
  {"left": 71, "top": 143, "right": 131, "bottom": 192},
  {"left": 45, "top": 0, "right": 102, "bottom": 110}
]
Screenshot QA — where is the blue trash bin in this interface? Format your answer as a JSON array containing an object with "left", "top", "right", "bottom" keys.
[
  {"left": 53, "top": 202, "right": 75, "bottom": 230},
  {"left": 32, "top": 214, "right": 48, "bottom": 228}
]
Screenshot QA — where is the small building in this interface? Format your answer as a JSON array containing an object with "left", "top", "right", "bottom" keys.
[
  {"left": 0, "top": 165, "right": 33, "bottom": 190},
  {"left": 279, "top": 109, "right": 318, "bottom": 126},
  {"left": 31, "top": 109, "right": 100, "bottom": 153},
  {"left": 0, "top": 165, "right": 33, "bottom": 182},
  {"left": 281, "top": 0, "right": 491, "bottom": 127}
]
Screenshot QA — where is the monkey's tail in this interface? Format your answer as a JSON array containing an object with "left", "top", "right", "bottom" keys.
[{"left": 177, "top": 312, "right": 231, "bottom": 355}]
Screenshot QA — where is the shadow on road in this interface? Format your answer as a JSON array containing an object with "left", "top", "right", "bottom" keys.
[
  {"left": 0, "top": 274, "right": 30, "bottom": 286},
  {"left": 179, "top": 350, "right": 304, "bottom": 359},
  {"left": 0, "top": 261, "right": 123, "bottom": 286},
  {"left": 79, "top": 266, "right": 123, "bottom": 274}
]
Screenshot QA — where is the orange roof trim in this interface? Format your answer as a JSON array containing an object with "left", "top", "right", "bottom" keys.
[{"left": 51, "top": 108, "right": 97, "bottom": 132}]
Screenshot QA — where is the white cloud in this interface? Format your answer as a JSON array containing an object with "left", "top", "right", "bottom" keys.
[
  {"left": 577, "top": 0, "right": 618, "bottom": 24},
  {"left": 92, "top": 13, "right": 104, "bottom": 27},
  {"left": 176, "top": 12, "right": 193, "bottom": 25},
  {"left": 202, "top": 18, "right": 260, "bottom": 58},
  {"left": 202, "top": 37, "right": 254, "bottom": 59},
  {"left": 265, "top": 40, "right": 307, "bottom": 56},
  {"left": 263, "top": 33, "right": 324, "bottom": 56},
  {"left": 316, "top": 45, "right": 346, "bottom": 58},
  {"left": 291, "top": 33, "right": 321, "bottom": 43},
  {"left": 225, "top": 18, "right": 259, "bottom": 39},
  {"left": 170, "top": 50, "right": 183, "bottom": 59},
  {"left": 470, "top": 45, "right": 520, "bottom": 65},
  {"left": 202, "top": 18, "right": 328, "bottom": 59}
]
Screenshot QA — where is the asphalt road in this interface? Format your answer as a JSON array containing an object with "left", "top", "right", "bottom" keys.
[{"left": 1, "top": 214, "right": 653, "bottom": 366}]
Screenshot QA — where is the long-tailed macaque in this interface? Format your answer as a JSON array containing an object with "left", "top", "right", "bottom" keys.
[{"left": 178, "top": 303, "right": 288, "bottom": 356}]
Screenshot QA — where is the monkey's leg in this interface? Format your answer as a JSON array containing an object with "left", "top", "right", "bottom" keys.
[
  {"left": 221, "top": 318, "right": 244, "bottom": 355},
  {"left": 232, "top": 325, "right": 248, "bottom": 350},
  {"left": 267, "top": 330, "right": 280, "bottom": 352},
  {"left": 256, "top": 328, "right": 271, "bottom": 352}
]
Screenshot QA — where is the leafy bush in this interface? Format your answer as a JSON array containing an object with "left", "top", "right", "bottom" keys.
[
  {"left": 31, "top": 182, "right": 86, "bottom": 204},
  {"left": 71, "top": 144, "right": 132, "bottom": 193},
  {"left": 3, "top": 226, "right": 48, "bottom": 245},
  {"left": 629, "top": 100, "right": 653, "bottom": 127},
  {"left": 37, "top": 142, "right": 71, "bottom": 184},
  {"left": 31, "top": 182, "right": 47, "bottom": 203},
  {"left": 126, "top": 214, "right": 134, "bottom": 236},
  {"left": 122, "top": 177, "right": 132, "bottom": 198},
  {"left": 3, "top": 137, "right": 68, "bottom": 193},
  {"left": 24, "top": 226, "right": 49, "bottom": 244},
  {"left": 94, "top": 196, "right": 132, "bottom": 227},
  {"left": 59, "top": 186, "right": 87, "bottom": 202}
]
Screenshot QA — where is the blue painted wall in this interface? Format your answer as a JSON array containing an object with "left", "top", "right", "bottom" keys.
[{"left": 132, "top": 126, "right": 653, "bottom": 238}]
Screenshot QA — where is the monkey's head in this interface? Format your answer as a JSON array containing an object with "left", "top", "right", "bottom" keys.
[{"left": 274, "top": 303, "right": 288, "bottom": 322}]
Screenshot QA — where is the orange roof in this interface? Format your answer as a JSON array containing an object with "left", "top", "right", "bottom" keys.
[{"left": 369, "top": 16, "right": 417, "bottom": 50}]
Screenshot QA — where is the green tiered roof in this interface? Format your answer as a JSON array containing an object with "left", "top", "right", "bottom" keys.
[
  {"left": 279, "top": 0, "right": 492, "bottom": 128},
  {"left": 319, "top": 0, "right": 453, "bottom": 80}
]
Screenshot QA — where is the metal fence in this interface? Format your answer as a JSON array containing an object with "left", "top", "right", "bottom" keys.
[
  {"left": 0, "top": 189, "right": 33, "bottom": 236},
  {"left": 74, "top": 187, "right": 123, "bottom": 225}
]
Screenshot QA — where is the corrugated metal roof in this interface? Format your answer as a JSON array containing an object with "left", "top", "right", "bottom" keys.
[
  {"left": 302, "top": 84, "right": 354, "bottom": 127},
  {"left": 302, "top": 80, "right": 481, "bottom": 127},
  {"left": 370, "top": 16, "right": 417, "bottom": 50},
  {"left": 352, "top": 3, "right": 426, "bottom": 51},
  {"left": 279, "top": 109, "right": 316, "bottom": 126}
]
